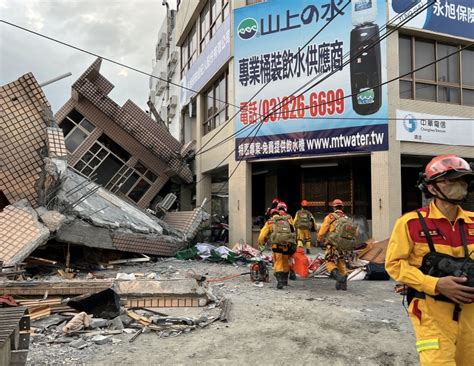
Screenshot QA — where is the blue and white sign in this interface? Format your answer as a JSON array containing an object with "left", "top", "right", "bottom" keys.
[
  {"left": 180, "top": 15, "right": 231, "bottom": 106},
  {"left": 396, "top": 109, "right": 474, "bottom": 146},
  {"left": 389, "top": 0, "right": 474, "bottom": 40},
  {"left": 234, "top": 0, "right": 388, "bottom": 160}
]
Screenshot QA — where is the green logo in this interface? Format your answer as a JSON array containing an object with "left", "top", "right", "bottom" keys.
[
  {"left": 238, "top": 18, "right": 258, "bottom": 40},
  {"left": 357, "top": 88, "right": 375, "bottom": 105}
]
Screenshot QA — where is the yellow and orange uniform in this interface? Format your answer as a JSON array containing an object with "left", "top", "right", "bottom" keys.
[{"left": 386, "top": 201, "right": 474, "bottom": 366}]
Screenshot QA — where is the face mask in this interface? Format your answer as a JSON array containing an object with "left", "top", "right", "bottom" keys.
[{"left": 435, "top": 180, "right": 468, "bottom": 201}]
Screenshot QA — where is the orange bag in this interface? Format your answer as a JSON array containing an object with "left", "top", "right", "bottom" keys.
[{"left": 290, "top": 247, "right": 310, "bottom": 278}]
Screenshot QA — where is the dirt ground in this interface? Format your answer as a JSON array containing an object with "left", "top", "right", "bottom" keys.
[{"left": 27, "top": 249, "right": 418, "bottom": 366}]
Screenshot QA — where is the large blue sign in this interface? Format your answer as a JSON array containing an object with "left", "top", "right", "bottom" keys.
[
  {"left": 234, "top": 0, "right": 388, "bottom": 161},
  {"left": 389, "top": 0, "right": 474, "bottom": 40},
  {"left": 180, "top": 15, "right": 231, "bottom": 106}
]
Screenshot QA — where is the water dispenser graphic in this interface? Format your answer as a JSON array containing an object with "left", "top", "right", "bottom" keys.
[{"left": 350, "top": 0, "right": 381, "bottom": 115}]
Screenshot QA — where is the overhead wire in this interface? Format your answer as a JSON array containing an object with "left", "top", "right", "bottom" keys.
[
  {"left": 193, "top": 0, "right": 353, "bottom": 156},
  {"left": 204, "top": 1, "right": 438, "bottom": 193}
]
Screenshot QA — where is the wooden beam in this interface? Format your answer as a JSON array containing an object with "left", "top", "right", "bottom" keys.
[{"left": 0, "top": 281, "right": 113, "bottom": 296}]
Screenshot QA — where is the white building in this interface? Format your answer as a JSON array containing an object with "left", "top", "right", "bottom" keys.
[{"left": 149, "top": 8, "right": 181, "bottom": 141}]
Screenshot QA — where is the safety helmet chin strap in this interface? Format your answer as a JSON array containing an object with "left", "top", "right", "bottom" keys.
[{"left": 430, "top": 181, "right": 468, "bottom": 205}]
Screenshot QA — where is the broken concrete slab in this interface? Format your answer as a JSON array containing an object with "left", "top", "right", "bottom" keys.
[
  {"left": 0, "top": 201, "right": 50, "bottom": 266},
  {"left": 90, "top": 335, "right": 112, "bottom": 345},
  {"left": 106, "top": 317, "right": 124, "bottom": 331},
  {"left": 114, "top": 279, "right": 209, "bottom": 308},
  {"left": 69, "top": 338, "right": 89, "bottom": 349},
  {"left": 35, "top": 207, "right": 67, "bottom": 233},
  {"left": 89, "top": 319, "right": 108, "bottom": 329}
]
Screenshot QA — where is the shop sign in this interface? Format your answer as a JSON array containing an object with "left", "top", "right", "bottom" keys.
[
  {"left": 234, "top": 0, "right": 388, "bottom": 160},
  {"left": 389, "top": 0, "right": 474, "bottom": 40},
  {"left": 180, "top": 15, "right": 231, "bottom": 106},
  {"left": 396, "top": 109, "right": 474, "bottom": 146}
]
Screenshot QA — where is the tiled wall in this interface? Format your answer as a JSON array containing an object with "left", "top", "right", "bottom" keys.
[
  {"left": 0, "top": 205, "right": 49, "bottom": 266},
  {"left": 0, "top": 73, "right": 50, "bottom": 207}
]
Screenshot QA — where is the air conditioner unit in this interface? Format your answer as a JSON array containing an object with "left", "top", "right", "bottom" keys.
[
  {"left": 156, "top": 33, "right": 167, "bottom": 60},
  {"left": 169, "top": 50, "right": 178, "bottom": 66},
  {"left": 155, "top": 193, "right": 177, "bottom": 212},
  {"left": 155, "top": 71, "right": 167, "bottom": 95},
  {"left": 169, "top": 95, "right": 178, "bottom": 108}
]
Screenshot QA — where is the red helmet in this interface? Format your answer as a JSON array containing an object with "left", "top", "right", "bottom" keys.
[
  {"left": 277, "top": 202, "right": 287, "bottom": 211},
  {"left": 270, "top": 208, "right": 280, "bottom": 216},
  {"left": 423, "top": 154, "right": 473, "bottom": 182},
  {"left": 272, "top": 198, "right": 281, "bottom": 204},
  {"left": 330, "top": 199, "right": 344, "bottom": 207},
  {"left": 301, "top": 199, "right": 308, "bottom": 207}
]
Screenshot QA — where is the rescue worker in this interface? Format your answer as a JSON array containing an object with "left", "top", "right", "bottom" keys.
[
  {"left": 258, "top": 208, "right": 296, "bottom": 289},
  {"left": 317, "top": 199, "right": 349, "bottom": 290},
  {"left": 264, "top": 198, "right": 280, "bottom": 222},
  {"left": 277, "top": 201, "right": 298, "bottom": 280},
  {"left": 294, "top": 199, "right": 317, "bottom": 255},
  {"left": 386, "top": 154, "right": 474, "bottom": 366}
]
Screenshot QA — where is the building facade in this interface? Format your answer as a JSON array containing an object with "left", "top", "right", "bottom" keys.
[
  {"left": 149, "top": 8, "right": 182, "bottom": 141},
  {"left": 176, "top": 0, "right": 473, "bottom": 245},
  {"left": 56, "top": 58, "right": 193, "bottom": 210}
]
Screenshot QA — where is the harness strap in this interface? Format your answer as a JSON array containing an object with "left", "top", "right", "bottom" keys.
[
  {"left": 415, "top": 210, "right": 436, "bottom": 253},
  {"left": 413, "top": 210, "right": 470, "bottom": 322}
]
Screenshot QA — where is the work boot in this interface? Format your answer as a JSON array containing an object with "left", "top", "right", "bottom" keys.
[
  {"left": 282, "top": 272, "right": 289, "bottom": 286},
  {"left": 289, "top": 271, "right": 296, "bottom": 281},
  {"left": 331, "top": 269, "right": 346, "bottom": 290},
  {"left": 340, "top": 275, "right": 348, "bottom": 291},
  {"left": 306, "top": 248, "right": 311, "bottom": 255},
  {"left": 276, "top": 272, "right": 284, "bottom": 289}
]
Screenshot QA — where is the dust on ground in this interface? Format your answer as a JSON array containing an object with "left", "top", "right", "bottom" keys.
[{"left": 27, "top": 249, "right": 418, "bottom": 366}]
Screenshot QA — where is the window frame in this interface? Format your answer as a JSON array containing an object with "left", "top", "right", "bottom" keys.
[
  {"left": 203, "top": 71, "right": 228, "bottom": 134},
  {"left": 60, "top": 110, "right": 96, "bottom": 153},
  {"left": 399, "top": 35, "right": 473, "bottom": 106}
]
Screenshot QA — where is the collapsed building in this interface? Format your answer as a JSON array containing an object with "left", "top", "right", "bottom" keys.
[{"left": 0, "top": 61, "right": 208, "bottom": 268}]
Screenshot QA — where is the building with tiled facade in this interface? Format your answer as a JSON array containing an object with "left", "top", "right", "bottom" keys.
[
  {"left": 174, "top": 0, "right": 473, "bottom": 246},
  {"left": 55, "top": 58, "right": 193, "bottom": 210}
]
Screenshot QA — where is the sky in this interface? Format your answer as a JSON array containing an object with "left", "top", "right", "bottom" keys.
[{"left": 0, "top": 0, "right": 176, "bottom": 112}]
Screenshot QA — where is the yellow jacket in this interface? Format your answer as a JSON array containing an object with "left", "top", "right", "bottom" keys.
[
  {"left": 385, "top": 201, "right": 474, "bottom": 296},
  {"left": 293, "top": 209, "right": 317, "bottom": 230},
  {"left": 317, "top": 210, "right": 344, "bottom": 242}
]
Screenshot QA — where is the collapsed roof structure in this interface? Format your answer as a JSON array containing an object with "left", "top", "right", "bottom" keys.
[{"left": 0, "top": 64, "right": 206, "bottom": 266}]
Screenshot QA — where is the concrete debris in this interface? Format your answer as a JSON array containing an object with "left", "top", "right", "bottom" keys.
[
  {"left": 69, "top": 338, "right": 89, "bottom": 350},
  {"left": 91, "top": 335, "right": 112, "bottom": 345},
  {"left": 107, "top": 316, "right": 124, "bottom": 331},
  {"left": 89, "top": 319, "right": 108, "bottom": 329}
]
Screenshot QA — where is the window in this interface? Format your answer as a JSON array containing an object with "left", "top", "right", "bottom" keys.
[
  {"left": 59, "top": 109, "right": 95, "bottom": 152},
  {"left": 107, "top": 161, "right": 159, "bottom": 203},
  {"left": 181, "top": 0, "right": 229, "bottom": 77},
  {"left": 203, "top": 71, "right": 228, "bottom": 134},
  {"left": 74, "top": 135, "right": 159, "bottom": 204},
  {"left": 181, "top": 25, "right": 197, "bottom": 78},
  {"left": 399, "top": 35, "right": 473, "bottom": 106}
]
